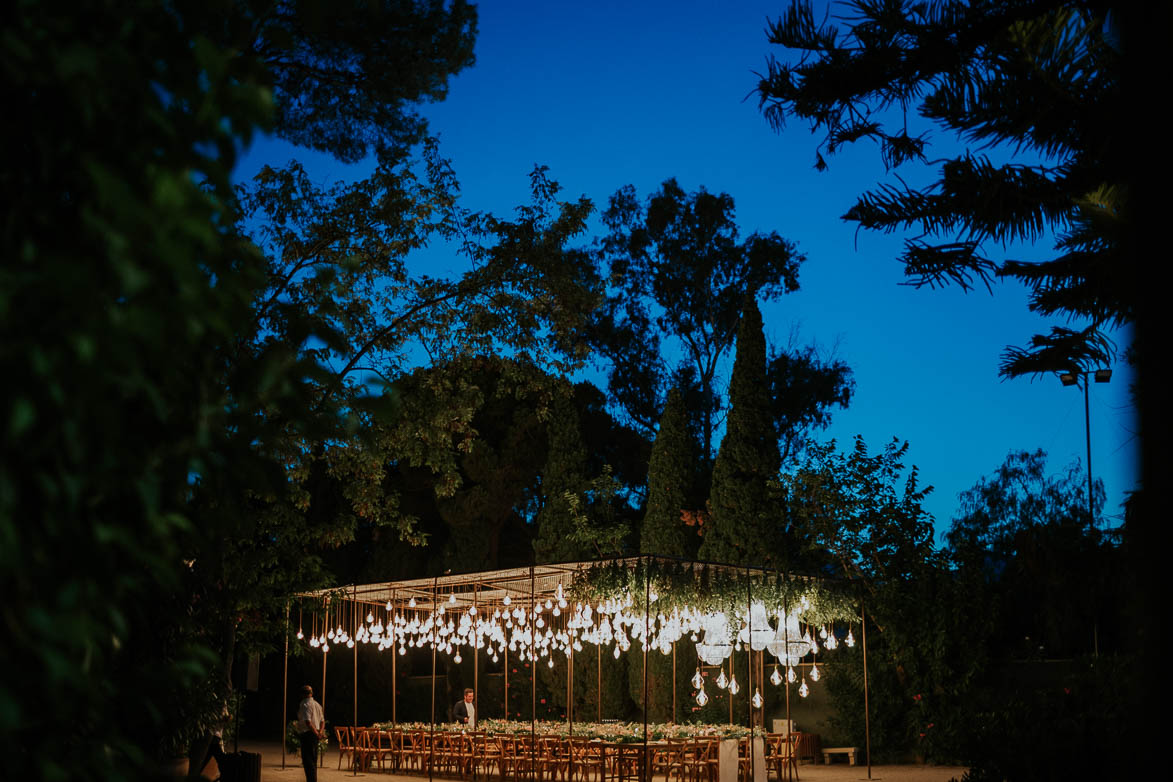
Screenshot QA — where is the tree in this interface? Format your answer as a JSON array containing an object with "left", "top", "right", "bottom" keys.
[
  {"left": 700, "top": 300, "right": 781, "bottom": 566},
  {"left": 756, "top": 1, "right": 1126, "bottom": 377},
  {"left": 591, "top": 178, "right": 804, "bottom": 459},
  {"left": 946, "top": 449, "right": 1117, "bottom": 658},
  {"left": 640, "top": 388, "right": 700, "bottom": 558},
  {"left": 246, "top": 0, "right": 477, "bottom": 164},
  {"left": 533, "top": 389, "right": 593, "bottom": 564},
  {"left": 3, "top": 2, "right": 324, "bottom": 776},
  {"left": 2, "top": 1, "right": 599, "bottom": 776}
]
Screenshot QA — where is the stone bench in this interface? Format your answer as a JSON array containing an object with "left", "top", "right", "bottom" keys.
[{"left": 821, "top": 746, "right": 858, "bottom": 765}]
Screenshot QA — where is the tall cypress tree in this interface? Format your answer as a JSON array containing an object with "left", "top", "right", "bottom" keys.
[
  {"left": 640, "top": 388, "right": 697, "bottom": 558},
  {"left": 701, "top": 298, "right": 780, "bottom": 566},
  {"left": 533, "top": 391, "right": 592, "bottom": 564}
]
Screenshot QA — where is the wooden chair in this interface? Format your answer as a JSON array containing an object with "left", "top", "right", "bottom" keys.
[
  {"left": 366, "top": 728, "right": 396, "bottom": 773},
  {"left": 649, "top": 740, "right": 687, "bottom": 782},
  {"left": 764, "top": 734, "right": 797, "bottom": 782},
  {"left": 567, "top": 739, "right": 606, "bottom": 782},
  {"left": 470, "top": 731, "right": 502, "bottom": 780},
  {"left": 678, "top": 738, "right": 717, "bottom": 782},
  {"left": 335, "top": 725, "right": 356, "bottom": 770},
  {"left": 538, "top": 736, "right": 570, "bottom": 782},
  {"left": 403, "top": 729, "right": 429, "bottom": 773}
]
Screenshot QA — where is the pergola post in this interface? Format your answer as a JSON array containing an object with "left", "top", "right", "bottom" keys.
[
  {"left": 321, "top": 603, "right": 327, "bottom": 769},
  {"left": 352, "top": 588, "right": 358, "bottom": 776},
  {"left": 282, "top": 601, "right": 289, "bottom": 771},
  {"left": 862, "top": 603, "right": 872, "bottom": 780}
]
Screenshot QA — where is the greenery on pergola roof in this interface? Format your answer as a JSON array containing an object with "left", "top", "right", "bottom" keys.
[{"left": 293, "top": 555, "right": 858, "bottom": 636}]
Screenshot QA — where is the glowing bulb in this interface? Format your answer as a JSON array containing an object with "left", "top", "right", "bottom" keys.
[
  {"left": 845, "top": 629, "right": 855, "bottom": 647},
  {"left": 503, "top": 595, "right": 512, "bottom": 606},
  {"left": 367, "top": 612, "right": 374, "bottom": 623},
  {"left": 770, "top": 666, "right": 782, "bottom": 686},
  {"left": 409, "top": 597, "right": 416, "bottom": 608},
  {"left": 454, "top": 653, "right": 462, "bottom": 663},
  {"left": 613, "top": 645, "right": 621, "bottom": 659},
  {"left": 799, "top": 680, "right": 809, "bottom": 698},
  {"left": 716, "top": 670, "right": 728, "bottom": 689},
  {"left": 696, "top": 687, "right": 709, "bottom": 707},
  {"left": 752, "top": 689, "right": 763, "bottom": 709},
  {"left": 469, "top": 605, "right": 477, "bottom": 615},
  {"left": 327, "top": 629, "right": 335, "bottom": 640},
  {"left": 386, "top": 601, "right": 393, "bottom": 611},
  {"left": 787, "top": 666, "right": 796, "bottom": 683},
  {"left": 399, "top": 646, "right": 406, "bottom": 655},
  {"left": 692, "top": 669, "right": 704, "bottom": 689},
  {"left": 297, "top": 630, "right": 304, "bottom": 640},
  {"left": 547, "top": 658, "right": 554, "bottom": 668},
  {"left": 819, "top": 626, "right": 828, "bottom": 640},
  {"left": 810, "top": 663, "right": 820, "bottom": 682},
  {"left": 728, "top": 675, "right": 739, "bottom": 695},
  {"left": 347, "top": 640, "right": 354, "bottom": 649}
]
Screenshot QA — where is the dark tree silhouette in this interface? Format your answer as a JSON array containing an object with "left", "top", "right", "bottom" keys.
[
  {"left": 701, "top": 299, "right": 781, "bottom": 566},
  {"left": 591, "top": 178, "right": 803, "bottom": 460},
  {"left": 639, "top": 388, "right": 699, "bottom": 558},
  {"left": 756, "top": 0, "right": 1125, "bottom": 378}
]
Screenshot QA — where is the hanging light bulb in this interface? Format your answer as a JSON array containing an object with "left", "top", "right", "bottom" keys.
[
  {"left": 751, "top": 689, "right": 763, "bottom": 709},
  {"left": 503, "top": 595, "right": 512, "bottom": 606},
  {"left": 408, "top": 597, "right": 417, "bottom": 608},
  {"left": 386, "top": 601, "right": 393, "bottom": 611},
  {"left": 696, "top": 686, "right": 709, "bottom": 707},
  {"left": 787, "top": 666, "right": 796, "bottom": 683},
  {"left": 454, "top": 652, "right": 462, "bottom": 663},
  {"left": 728, "top": 675, "right": 739, "bottom": 695},
  {"left": 449, "top": 593, "right": 457, "bottom": 604},
  {"left": 367, "top": 611, "right": 374, "bottom": 624},
  {"left": 613, "top": 645, "right": 621, "bottom": 659},
  {"left": 327, "top": 628, "right": 335, "bottom": 640},
  {"left": 845, "top": 629, "right": 855, "bottom": 648},
  {"left": 347, "top": 639, "right": 355, "bottom": 649},
  {"left": 825, "top": 632, "right": 838, "bottom": 651},
  {"left": 716, "top": 670, "right": 728, "bottom": 689},
  {"left": 810, "top": 662, "right": 820, "bottom": 682},
  {"left": 297, "top": 630, "right": 304, "bottom": 640},
  {"left": 692, "top": 669, "right": 704, "bottom": 689},
  {"left": 798, "top": 679, "right": 809, "bottom": 698},
  {"left": 547, "top": 658, "right": 554, "bottom": 668},
  {"left": 770, "top": 666, "right": 782, "bottom": 686},
  {"left": 819, "top": 625, "right": 828, "bottom": 640}
]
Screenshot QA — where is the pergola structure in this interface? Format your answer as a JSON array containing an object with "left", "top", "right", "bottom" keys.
[{"left": 283, "top": 556, "right": 874, "bottom": 778}]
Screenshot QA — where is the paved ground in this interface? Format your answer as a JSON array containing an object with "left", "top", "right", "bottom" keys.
[{"left": 216, "top": 741, "right": 967, "bottom": 782}]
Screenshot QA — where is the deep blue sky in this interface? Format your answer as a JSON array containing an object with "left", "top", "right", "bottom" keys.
[{"left": 235, "top": 1, "right": 1138, "bottom": 538}]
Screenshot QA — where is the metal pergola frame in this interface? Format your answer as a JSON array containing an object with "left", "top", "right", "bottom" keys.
[{"left": 282, "top": 556, "right": 873, "bottom": 780}]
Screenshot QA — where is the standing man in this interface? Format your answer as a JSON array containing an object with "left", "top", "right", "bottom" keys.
[
  {"left": 453, "top": 688, "right": 476, "bottom": 728},
  {"left": 297, "top": 685, "right": 325, "bottom": 782}
]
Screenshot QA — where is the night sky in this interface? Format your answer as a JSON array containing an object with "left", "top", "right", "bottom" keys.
[{"left": 235, "top": 0, "right": 1138, "bottom": 539}]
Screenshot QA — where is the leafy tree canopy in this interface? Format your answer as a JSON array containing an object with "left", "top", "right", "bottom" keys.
[
  {"left": 247, "top": 0, "right": 477, "bottom": 163},
  {"left": 757, "top": 0, "right": 1126, "bottom": 378},
  {"left": 592, "top": 178, "right": 802, "bottom": 454}
]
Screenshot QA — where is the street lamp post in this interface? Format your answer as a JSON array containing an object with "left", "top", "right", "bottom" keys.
[{"left": 1059, "top": 368, "right": 1112, "bottom": 525}]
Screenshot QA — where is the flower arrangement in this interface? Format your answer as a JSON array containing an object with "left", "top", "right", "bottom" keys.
[{"left": 371, "top": 719, "right": 758, "bottom": 742}]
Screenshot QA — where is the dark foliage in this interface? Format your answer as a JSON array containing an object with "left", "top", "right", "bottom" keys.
[{"left": 757, "top": 0, "right": 1126, "bottom": 377}]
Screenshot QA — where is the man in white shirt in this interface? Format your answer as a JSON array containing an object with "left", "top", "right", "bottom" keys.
[
  {"left": 453, "top": 687, "right": 476, "bottom": 728},
  {"left": 297, "top": 685, "right": 325, "bottom": 782}
]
